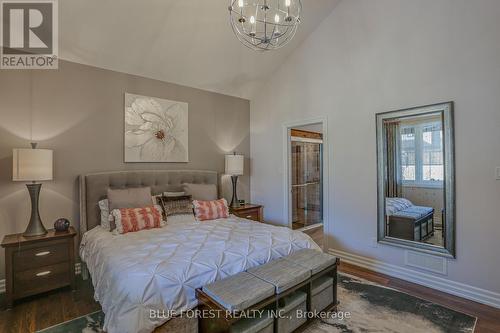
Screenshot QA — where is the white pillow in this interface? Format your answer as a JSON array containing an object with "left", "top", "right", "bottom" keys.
[{"left": 167, "top": 213, "right": 197, "bottom": 225}]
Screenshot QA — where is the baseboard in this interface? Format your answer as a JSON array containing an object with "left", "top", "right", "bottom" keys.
[
  {"left": 330, "top": 248, "right": 500, "bottom": 309},
  {"left": 0, "top": 262, "right": 82, "bottom": 294}
]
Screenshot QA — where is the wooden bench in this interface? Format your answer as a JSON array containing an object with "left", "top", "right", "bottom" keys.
[
  {"left": 196, "top": 250, "right": 339, "bottom": 333},
  {"left": 389, "top": 206, "right": 435, "bottom": 241}
]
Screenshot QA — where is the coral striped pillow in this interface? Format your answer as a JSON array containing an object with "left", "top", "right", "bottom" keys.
[
  {"left": 192, "top": 199, "right": 229, "bottom": 221},
  {"left": 111, "top": 205, "right": 165, "bottom": 234}
]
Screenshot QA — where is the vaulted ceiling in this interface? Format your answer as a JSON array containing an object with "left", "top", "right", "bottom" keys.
[{"left": 59, "top": 0, "right": 341, "bottom": 99}]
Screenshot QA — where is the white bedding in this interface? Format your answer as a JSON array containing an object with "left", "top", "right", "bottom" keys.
[{"left": 80, "top": 215, "right": 321, "bottom": 333}]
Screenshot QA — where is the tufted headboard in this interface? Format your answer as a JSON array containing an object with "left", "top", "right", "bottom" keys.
[{"left": 79, "top": 170, "right": 218, "bottom": 236}]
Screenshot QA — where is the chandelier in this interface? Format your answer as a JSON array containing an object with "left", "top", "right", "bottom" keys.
[{"left": 228, "top": 0, "right": 302, "bottom": 51}]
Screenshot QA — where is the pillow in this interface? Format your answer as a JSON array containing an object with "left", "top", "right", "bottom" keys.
[
  {"left": 167, "top": 214, "right": 197, "bottom": 225},
  {"left": 100, "top": 193, "right": 157, "bottom": 231},
  {"left": 385, "top": 197, "right": 413, "bottom": 216},
  {"left": 111, "top": 205, "right": 165, "bottom": 234},
  {"left": 192, "top": 199, "right": 229, "bottom": 221},
  {"left": 107, "top": 187, "right": 153, "bottom": 210},
  {"left": 98, "top": 199, "right": 112, "bottom": 231},
  {"left": 158, "top": 195, "right": 193, "bottom": 217},
  {"left": 163, "top": 191, "right": 185, "bottom": 197},
  {"left": 183, "top": 183, "right": 217, "bottom": 201}
]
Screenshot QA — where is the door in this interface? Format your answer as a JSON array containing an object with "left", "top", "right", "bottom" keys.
[{"left": 291, "top": 137, "right": 323, "bottom": 229}]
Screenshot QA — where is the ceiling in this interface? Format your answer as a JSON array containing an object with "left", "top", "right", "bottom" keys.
[{"left": 59, "top": 0, "right": 341, "bottom": 99}]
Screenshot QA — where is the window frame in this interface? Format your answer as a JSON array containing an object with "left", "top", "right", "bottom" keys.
[{"left": 400, "top": 121, "right": 444, "bottom": 188}]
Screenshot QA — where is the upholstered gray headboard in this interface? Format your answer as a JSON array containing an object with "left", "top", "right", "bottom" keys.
[{"left": 79, "top": 170, "right": 218, "bottom": 236}]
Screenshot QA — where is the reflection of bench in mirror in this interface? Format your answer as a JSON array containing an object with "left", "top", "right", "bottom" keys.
[{"left": 389, "top": 206, "right": 434, "bottom": 242}]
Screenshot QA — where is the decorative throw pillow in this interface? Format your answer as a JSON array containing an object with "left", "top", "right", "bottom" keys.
[
  {"left": 111, "top": 205, "right": 165, "bottom": 234},
  {"left": 157, "top": 195, "right": 193, "bottom": 218},
  {"left": 98, "top": 199, "right": 111, "bottom": 230},
  {"left": 107, "top": 187, "right": 153, "bottom": 210},
  {"left": 100, "top": 196, "right": 159, "bottom": 231},
  {"left": 182, "top": 183, "right": 217, "bottom": 201},
  {"left": 192, "top": 199, "right": 229, "bottom": 221}
]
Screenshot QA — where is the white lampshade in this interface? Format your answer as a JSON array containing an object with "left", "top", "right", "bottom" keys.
[
  {"left": 13, "top": 148, "right": 53, "bottom": 181},
  {"left": 225, "top": 154, "right": 244, "bottom": 176}
]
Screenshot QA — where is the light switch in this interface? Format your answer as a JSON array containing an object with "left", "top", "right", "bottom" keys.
[{"left": 496, "top": 167, "right": 500, "bottom": 180}]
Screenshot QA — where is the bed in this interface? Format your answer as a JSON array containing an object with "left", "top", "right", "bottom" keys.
[
  {"left": 385, "top": 197, "right": 434, "bottom": 241},
  {"left": 78, "top": 170, "right": 320, "bottom": 333}
]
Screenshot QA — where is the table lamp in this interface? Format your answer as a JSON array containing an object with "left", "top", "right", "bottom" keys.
[
  {"left": 225, "top": 153, "right": 244, "bottom": 208},
  {"left": 12, "top": 144, "right": 53, "bottom": 237}
]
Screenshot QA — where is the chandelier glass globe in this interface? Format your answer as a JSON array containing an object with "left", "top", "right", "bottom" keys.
[{"left": 228, "top": 0, "right": 302, "bottom": 51}]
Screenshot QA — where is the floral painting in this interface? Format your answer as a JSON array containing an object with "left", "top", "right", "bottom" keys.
[{"left": 124, "top": 93, "right": 188, "bottom": 162}]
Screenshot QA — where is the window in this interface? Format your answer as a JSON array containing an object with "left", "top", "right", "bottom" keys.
[{"left": 400, "top": 121, "right": 443, "bottom": 186}]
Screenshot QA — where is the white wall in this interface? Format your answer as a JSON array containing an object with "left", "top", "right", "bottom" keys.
[
  {"left": 293, "top": 123, "right": 323, "bottom": 134},
  {"left": 251, "top": 0, "right": 500, "bottom": 298}
]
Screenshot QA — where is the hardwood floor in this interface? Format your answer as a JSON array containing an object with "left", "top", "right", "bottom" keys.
[
  {"left": 0, "top": 278, "right": 100, "bottom": 333},
  {"left": 0, "top": 226, "right": 498, "bottom": 333}
]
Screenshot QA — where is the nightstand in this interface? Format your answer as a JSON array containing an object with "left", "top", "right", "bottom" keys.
[
  {"left": 1, "top": 227, "right": 77, "bottom": 308},
  {"left": 230, "top": 204, "right": 264, "bottom": 222}
]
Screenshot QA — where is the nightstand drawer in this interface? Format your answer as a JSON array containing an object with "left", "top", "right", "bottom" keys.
[
  {"left": 13, "top": 240, "right": 70, "bottom": 271},
  {"left": 230, "top": 204, "right": 263, "bottom": 223},
  {"left": 236, "top": 210, "right": 260, "bottom": 221},
  {"left": 13, "top": 262, "right": 71, "bottom": 298},
  {"left": 2, "top": 227, "right": 77, "bottom": 308}
]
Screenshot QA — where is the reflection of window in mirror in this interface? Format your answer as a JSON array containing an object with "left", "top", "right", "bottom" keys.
[{"left": 400, "top": 116, "right": 444, "bottom": 187}]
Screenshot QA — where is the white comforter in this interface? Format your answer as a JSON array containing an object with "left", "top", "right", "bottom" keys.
[{"left": 80, "top": 215, "right": 320, "bottom": 333}]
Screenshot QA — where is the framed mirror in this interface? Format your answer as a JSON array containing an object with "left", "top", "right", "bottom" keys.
[{"left": 376, "top": 102, "right": 455, "bottom": 258}]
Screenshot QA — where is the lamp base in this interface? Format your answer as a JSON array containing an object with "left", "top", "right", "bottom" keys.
[
  {"left": 23, "top": 183, "right": 47, "bottom": 237},
  {"left": 229, "top": 175, "right": 240, "bottom": 208}
]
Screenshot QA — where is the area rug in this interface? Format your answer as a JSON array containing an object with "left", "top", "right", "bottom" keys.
[{"left": 37, "top": 274, "right": 476, "bottom": 333}]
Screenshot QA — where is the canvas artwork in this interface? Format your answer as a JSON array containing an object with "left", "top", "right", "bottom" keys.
[{"left": 124, "top": 93, "right": 188, "bottom": 162}]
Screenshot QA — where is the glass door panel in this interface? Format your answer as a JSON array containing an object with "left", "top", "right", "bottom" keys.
[{"left": 291, "top": 141, "right": 322, "bottom": 229}]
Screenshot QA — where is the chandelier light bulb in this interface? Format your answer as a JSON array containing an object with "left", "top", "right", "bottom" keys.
[{"left": 229, "top": 0, "right": 302, "bottom": 51}]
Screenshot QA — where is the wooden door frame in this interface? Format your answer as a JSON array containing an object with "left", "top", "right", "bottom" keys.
[{"left": 282, "top": 117, "right": 330, "bottom": 234}]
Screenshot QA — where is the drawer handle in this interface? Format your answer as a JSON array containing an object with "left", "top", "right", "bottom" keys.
[
  {"left": 35, "top": 251, "right": 51, "bottom": 257},
  {"left": 246, "top": 215, "right": 253, "bottom": 218},
  {"left": 36, "top": 271, "right": 51, "bottom": 277}
]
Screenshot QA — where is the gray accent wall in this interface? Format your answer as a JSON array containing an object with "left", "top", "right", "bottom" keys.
[{"left": 0, "top": 60, "right": 250, "bottom": 279}]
